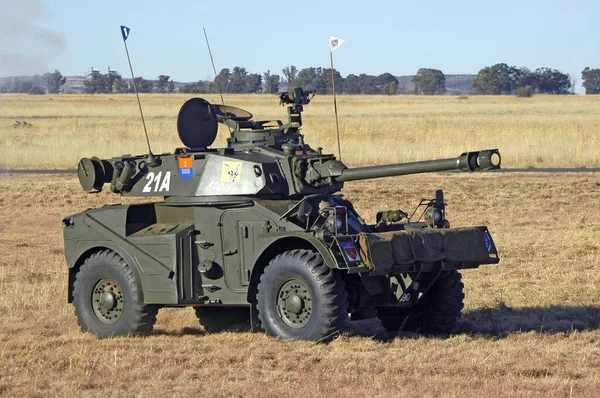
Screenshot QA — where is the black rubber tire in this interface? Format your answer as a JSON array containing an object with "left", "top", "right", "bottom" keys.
[
  {"left": 73, "top": 250, "right": 159, "bottom": 338},
  {"left": 257, "top": 249, "right": 348, "bottom": 340},
  {"left": 194, "top": 306, "right": 251, "bottom": 333},
  {"left": 377, "top": 270, "right": 464, "bottom": 334}
]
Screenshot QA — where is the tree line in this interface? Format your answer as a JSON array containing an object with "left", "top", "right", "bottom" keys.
[
  {"left": 472, "top": 63, "right": 573, "bottom": 95},
  {"left": 0, "top": 70, "right": 65, "bottom": 94},
  {"left": 82, "top": 68, "right": 176, "bottom": 94},
  {"left": 2, "top": 65, "right": 600, "bottom": 95},
  {"left": 181, "top": 66, "right": 399, "bottom": 95}
]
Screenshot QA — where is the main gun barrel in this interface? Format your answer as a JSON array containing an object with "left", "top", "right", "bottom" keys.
[{"left": 334, "top": 149, "right": 501, "bottom": 182}]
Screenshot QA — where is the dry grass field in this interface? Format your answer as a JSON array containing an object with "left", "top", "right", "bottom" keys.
[
  {"left": 1, "top": 172, "right": 599, "bottom": 397},
  {"left": 1, "top": 93, "right": 599, "bottom": 169},
  {"left": 1, "top": 94, "right": 599, "bottom": 397}
]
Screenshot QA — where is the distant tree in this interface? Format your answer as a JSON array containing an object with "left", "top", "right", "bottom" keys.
[
  {"left": 323, "top": 68, "right": 344, "bottom": 94},
  {"left": 376, "top": 73, "right": 398, "bottom": 95},
  {"left": 106, "top": 68, "right": 123, "bottom": 93},
  {"left": 581, "top": 67, "right": 600, "bottom": 94},
  {"left": 357, "top": 74, "right": 378, "bottom": 94},
  {"left": 178, "top": 83, "right": 192, "bottom": 93},
  {"left": 112, "top": 78, "right": 126, "bottom": 93},
  {"left": 230, "top": 67, "right": 248, "bottom": 93},
  {"left": 534, "top": 68, "right": 571, "bottom": 94},
  {"left": 83, "top": 67, "right": 110, "bottom": 93},
  {"left": 263, "top": 70, "right": 280, "bottom": 93},
  {"left": 133, "top": 77, "right": 153, "bottom": 93},
  {"left": 282, "top": 65, "right": 298, "bottom": 87},
  {"left": 293, "top": 67, "right": 326, "bottom": 93},
  {"left": 343, "top": 74, "right": 359, "bottom": 94},
  {"left": 412, "top": 68, "right": 446, "bottom": 95},
  {"left": 179, "top": 81, "right": 208, "bottom": 94},
  {"left": 82, "top": 67, "right": 122, "bottom": 93},
  {"left": 513, "top": 67, "right": 538, "bottom": 91},
  {"left": 383, "top": 80, "right": 398, "bottom": 95},
  {"left": 472, "top": 63, "right": 517, "bottom": 95},
  {"left": 245, "top": 73, "right": 262, "bottom": 93},
  {"left": 312, "top": 68, "right": 327, "bottom": 94},
  {"left": 269, "top": 74, "right": 280, "bottom": 93},
  {"left": 263, "top": 70, "right": 272, "bottom": 93},
  {"left": 473, "top": 64, "right": 570, "bottom": 95},
  {"left": 214, "top": 68, "right": 231, "bottom": 93},
  {"left": 167, "top": 79, "right": 175, "bottom": 93},
  {"left": 43, "top": 70, "right": 65, "bottom": 94},
  {"left": 157, "top": 75, "right": 170, "bottom": 93},
  {"left": 353, "top": 73, "right": 398, "bottom": 94},
  {"left": 516, "top": 85, "right": 533, "bottom": 98},
  {"left": 293, "top": 67, "right": 314, "bottom": 90},
  {"left": 205, "top": 81, "right": 215, "bottom": 93},
  {"left": 376, "top": 73, "right": 397, "bottom": 87}
]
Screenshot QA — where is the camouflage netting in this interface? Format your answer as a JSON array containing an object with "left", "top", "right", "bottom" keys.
[{"left": 357, "top": 227, "right": 491, "bottom": 270}]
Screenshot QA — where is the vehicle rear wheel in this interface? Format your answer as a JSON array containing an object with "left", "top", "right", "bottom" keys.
[
  {"left": 257, "top": 249, "right": 348, "bottom": 340},
  {"left": 377, "top": 270, "right": 464, "bottom": 334},
  {"left": 376, "top": 307, "right": 406, "bottom": 332},
  {"left": 194, "top": 306, "right": 251, "bottom": 333},
  {"left": 73, "top": 250, "right": 159, "bottom": 338}
]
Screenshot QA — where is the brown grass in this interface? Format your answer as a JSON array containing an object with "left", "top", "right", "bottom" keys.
[
  {"left": 1, "top": 172, "right": 599, "bottom": 397},
  {"left": 1, "top": 93, "right": 600, "bottom": 169}
]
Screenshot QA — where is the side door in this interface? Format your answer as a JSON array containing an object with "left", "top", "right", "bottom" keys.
[{"left": 220, "top": 211, "right": 267, "bottom": 292}]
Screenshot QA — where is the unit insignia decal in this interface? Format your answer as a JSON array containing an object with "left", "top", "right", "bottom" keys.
[
  {"left": 178, "top": 156, "right": 193, "bottom": 179},
  {"left": 221, "top": 162, "right": 242, "bottom": 183}
]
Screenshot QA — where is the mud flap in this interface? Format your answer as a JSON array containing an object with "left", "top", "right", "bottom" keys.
[{"left": 250, "top": 302, "right": 261, "bottom": 332}]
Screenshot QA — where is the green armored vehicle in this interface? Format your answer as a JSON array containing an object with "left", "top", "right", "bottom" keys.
[{"left": 64, "top": 88, "right": 500, "bottom": 339}]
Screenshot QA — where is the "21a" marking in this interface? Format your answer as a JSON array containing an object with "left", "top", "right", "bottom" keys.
[{"left": 142, "top": 171, "right": 171, "bottom": 193}]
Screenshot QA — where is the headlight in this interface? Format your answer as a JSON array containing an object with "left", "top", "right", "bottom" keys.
[
  {"left": 327, "top": 215, "right": 344, "bottom": 231},
  {"left": 425, "top": 207, "right": 443, "bottom": 226},
  {"left": 432, "top": 209, "right": 442, "bottom": 224}
]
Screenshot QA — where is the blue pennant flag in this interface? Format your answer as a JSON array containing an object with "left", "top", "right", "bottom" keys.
[{"left": 120, "top": 25, "right": 130, "bottom": 41}]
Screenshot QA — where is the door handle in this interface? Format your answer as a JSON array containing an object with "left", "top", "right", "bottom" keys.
[{"left": 223, "top": 248, "right": 238, "bottom": 256}]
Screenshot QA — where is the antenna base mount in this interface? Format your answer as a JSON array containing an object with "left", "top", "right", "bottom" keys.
[{"left": 146, "top": 152, "right": 161, "bottom": 168}]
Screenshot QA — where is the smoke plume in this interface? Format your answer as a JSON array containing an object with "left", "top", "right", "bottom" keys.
[{"left": 0, "top": 0, "right": 66, "bottom": 76}]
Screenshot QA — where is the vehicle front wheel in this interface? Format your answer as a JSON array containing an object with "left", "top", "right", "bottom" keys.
[
  {"left": 257, "top": 249, "right": 348, "bottom": 340},
  {"left": 73, "top": 250, "right": 159, "bottom": 338}
]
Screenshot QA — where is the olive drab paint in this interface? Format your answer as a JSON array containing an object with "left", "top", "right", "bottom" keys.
[{"left": 64, "top": 88, "right": 501, "bottom": 340}]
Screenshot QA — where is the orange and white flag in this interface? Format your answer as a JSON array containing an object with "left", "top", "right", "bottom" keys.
[{"left": 329, "top": 36, "right": 345, "bottom": 52}]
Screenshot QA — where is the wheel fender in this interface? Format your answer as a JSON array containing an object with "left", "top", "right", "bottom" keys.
[
  {"left": 257, "top": 233, "right": 340, "bottom": 270},
  {"left": 247, "top": 233, "right": 341, "bottom": 303},
  {"left": 72, "top": 241, "right": 178, "bottom": 305}
]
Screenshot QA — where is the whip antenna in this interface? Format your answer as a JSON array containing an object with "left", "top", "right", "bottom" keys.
[
  {"left": 329, "top": 36, "right": 345, "bottom": 161},
  {"left": 120, "top": 25, "right": 160, "bottom": 167},
  {"left": 203, "top": 27, "right": 225, "bottom": 105}
]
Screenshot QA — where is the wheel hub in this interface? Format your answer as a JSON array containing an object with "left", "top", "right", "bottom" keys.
[
  {"left": 100, "top": 291, "right": 116, "bottom": 311},
  {"left": 286, "top": 294, "right": 304, "bottom": 314},
  {"left": 92, "top": 278, "right": 125, "bottom": 324},
  {"left": 277, "top": 279, "right": 313, "bottom": 329}
]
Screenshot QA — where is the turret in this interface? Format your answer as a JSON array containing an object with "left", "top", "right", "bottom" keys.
[{"left": 77, "top": 88, "right": 501, "bottom": 201}]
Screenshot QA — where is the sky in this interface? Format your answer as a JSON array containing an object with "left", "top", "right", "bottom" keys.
[{"left": 0, "top": 0, "right": 598, "bottom": 93}]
